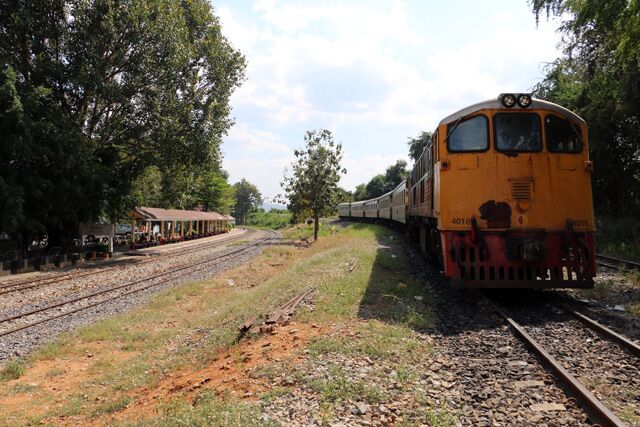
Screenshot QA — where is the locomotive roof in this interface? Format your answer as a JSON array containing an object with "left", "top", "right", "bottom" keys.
[{"left": 438, "top": 97, "right": 586, "bottom": 126}]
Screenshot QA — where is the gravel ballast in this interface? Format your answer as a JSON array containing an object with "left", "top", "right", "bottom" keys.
[{"left": 0, "top": 230, "right": 276, "bottom": 361}]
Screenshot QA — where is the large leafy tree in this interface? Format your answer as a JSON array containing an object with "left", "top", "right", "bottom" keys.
[
  {"left": 353, "top": 184, "right": 368, "bottom": 201},
  {"left": 0, "top": 0, "right": 245, "bottom": 248},
  {"left": 336, "top": 187, "right": 354, "bottom": 204},
  {"left": 531, "top": 0, "right": 640, "bottom": 216},
  {"left": 196, "top": 170, "right": 235, "bottom": 214},
  {"left": 365, "top": 174, "right": 387, "bottom": 199},
  {"left": 233, "top": 178, "right": 262, "bottom": 225},
  {"left": 282, "top": 130, "right": 346, "bottom": 240},
  {"left": 353, "top": 159, "right": 409, "bottom": 201},
  {"left": 130, "top": 164, "right": 234, "bottom": 214},
  {"left": 407, "top": 131, "right": 433, "bottom": 163},
  {"left": 383, "top": 160, "right": 408, "bottom": 192}
]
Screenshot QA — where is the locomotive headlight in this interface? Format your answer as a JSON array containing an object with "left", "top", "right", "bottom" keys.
[
  {"left": 501, "top": 93, "right": 517, "bottom": 108},
  {"left": 517, "top": 93, "right": 532, "bottom": 108}
]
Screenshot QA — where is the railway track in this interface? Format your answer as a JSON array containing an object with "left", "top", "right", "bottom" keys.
[
  {"left": 0, "top": 231, "right": 277, "bottom": 339},
  {"left": 484, "top": 292, "right": 639, "bottom": 427},
  {"left": 0, "top": 229, "right": 255, "bottom": 296},
  {"left": 596, "top": 253, "right": 640, "bottom": 271}
]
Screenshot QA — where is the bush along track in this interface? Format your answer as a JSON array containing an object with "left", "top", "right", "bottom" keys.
[{"left": 0, "top": 223, "right": 608, "bottom": 426}]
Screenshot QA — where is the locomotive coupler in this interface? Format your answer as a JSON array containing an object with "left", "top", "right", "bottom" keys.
[
  {"left": 470, "top": 217, "right": 490, "bottom": 260},
  {"left": 470, "top": 216, "right": 480, "bottom": 244},
  {"left": 562, "top": 219, "right": 574, "bottom": 253},
  {"left": 522, "top": 239, "right": 544, "bottom": 262},
  {"left": 506, "top": 234, "right": 545, "bottom": 262}
]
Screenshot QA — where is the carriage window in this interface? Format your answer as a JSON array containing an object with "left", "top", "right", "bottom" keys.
[
  {"left": 447, "top": 115, "right": 488, "bottom": 152},
  {"left": 494, "top": 113, "right": 542, "bottom": 152},
  {"left": 545, "top": 114, "right": 582, "bottom": 153}
]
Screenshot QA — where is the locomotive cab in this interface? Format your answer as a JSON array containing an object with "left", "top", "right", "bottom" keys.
[{"left": 436, "top": 94, "right": 596, "bottom": 288}]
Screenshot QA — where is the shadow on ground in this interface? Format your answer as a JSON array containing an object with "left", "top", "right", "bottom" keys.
[{"left": 352, "top": 221, "right": 583, "bottom": 337}]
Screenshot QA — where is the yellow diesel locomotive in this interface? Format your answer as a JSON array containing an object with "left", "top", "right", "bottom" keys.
[{"left": 339, "top": 93, "right": 596, "bottom": 288}]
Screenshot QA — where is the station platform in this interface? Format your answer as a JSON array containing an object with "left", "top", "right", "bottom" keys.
[{"left": 120, "top": 228, "right": 248, "bottom": 257}]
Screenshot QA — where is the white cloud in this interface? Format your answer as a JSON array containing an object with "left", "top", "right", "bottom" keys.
[
  {"left": 341, "top": 151, "right": 412, "bottom": 191},
  {"left": 225, "top": 125, "right": 290, "bottom": 155},
  {"left": 216, "top": 0, "right": 564, "bottom": 197},
  {"left": 224, "top": 155, "right": 292, "bottom": 201}
]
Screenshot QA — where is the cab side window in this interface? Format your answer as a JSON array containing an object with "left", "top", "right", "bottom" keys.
[
  {"left": 545, "top": 114, "right": 582, "bottom": 153},
  {"left": 447, "top": 115, "right": 488, "bottom": 152}
]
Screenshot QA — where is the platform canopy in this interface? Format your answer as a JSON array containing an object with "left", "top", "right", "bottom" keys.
[{"left": 131, "top": 207, "right": 227, "bottom": 222}]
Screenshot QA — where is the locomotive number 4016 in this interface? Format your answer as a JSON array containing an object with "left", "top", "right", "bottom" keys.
[
  {"left": 570, "top": 219, "right": 589, "bottom": 227},
  {"left": 451, "top": 217, "right": 472, "bottom": 225}
]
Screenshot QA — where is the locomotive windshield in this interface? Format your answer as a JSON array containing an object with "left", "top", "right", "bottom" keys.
[
  {"left": 447, "top": 115, "right": 488, "bottom": 152},
  {"left": 494, "top": 113, "right": 542, "bottom": 152},
  {"left": 545, "top": 114, "right": 582, "bottom": 153}
]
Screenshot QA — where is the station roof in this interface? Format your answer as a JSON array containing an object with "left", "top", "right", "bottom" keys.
[{"left": 131, "top": 207, "right": 232, "bottom": 222}]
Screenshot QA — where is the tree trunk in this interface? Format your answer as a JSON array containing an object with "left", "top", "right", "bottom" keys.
[{"left": 314, "top": 213, "right": 319, "bottom": 241}]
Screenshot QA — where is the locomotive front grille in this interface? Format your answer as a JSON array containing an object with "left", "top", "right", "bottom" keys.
[{"left": 510, "top": 179, "right": 533, "bottom": 200}]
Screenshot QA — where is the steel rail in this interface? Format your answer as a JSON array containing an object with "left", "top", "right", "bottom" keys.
[
  {"left": 0, "top": 233, "right": 275, "bottom": 338},
  {"left": 0, "top": 229, "right": 254, "bottom": 295},
  {"left": 553, "top": 301, "right": 640, "bottom": 357},
  {"left": 596, "top": 253, "right": 640, "bottom": 271},
  {"left": 484, "top": 295, "right": 628, "bottom": 427}
]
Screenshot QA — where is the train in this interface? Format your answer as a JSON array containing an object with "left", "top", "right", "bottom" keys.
[{"left": 339, "top": 93, "right": 596, "bottom": 288}]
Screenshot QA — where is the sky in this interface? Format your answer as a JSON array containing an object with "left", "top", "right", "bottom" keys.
[{"left": 214, "top": 0, "right": 563, "bottom": 203}]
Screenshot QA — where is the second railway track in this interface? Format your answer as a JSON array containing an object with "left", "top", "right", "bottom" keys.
[
  {"left": 596, "top": 253, "right": 640, "bottom": 272},
  {"left": 485, "top": 291, "right": 640, "bottom": 427},
  {"left": 0, "top": 231, "right": 277, "bottom": 340},
  {"left": 0, "top": 228, "right": 256, "bottom": 296}
]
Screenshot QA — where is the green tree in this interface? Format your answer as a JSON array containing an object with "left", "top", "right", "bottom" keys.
[
  {"left": 365, "top": 174, "right": 386, "bottom": 199},
  {"left": 282, "top": 130, "right": 346, "bottom": 240},
  {"left": 0, "top": 0, "right": 245, "bottom": 247},
  {"left": 352, "top": 159, "right": 408, "bottom": 201},
  {"left": 336, "top": 187, "right": 354, "bottom": 204},
  {"left": 130, "top": 166, "right": 164, "bottom": 209},
  {"left": 233, "top": 178, "right": 262, "bottom": 225},
  {"left": 407, "top": 131, "right": 433, "bottom": 163},
  {"left": 383, "top": 160, "right": 409, "bottom": 193},
  {"left": 531, "top": 0, "right": 640, "bottom": 216},
  {"left": 353, "top": 184, "right": 369, "bottom": 201},
  {"left": 196, "top": 170, "right": 235, "bottom": 214}
]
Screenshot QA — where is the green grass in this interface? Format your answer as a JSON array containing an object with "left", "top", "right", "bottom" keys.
[
  {"left": 282, "top": 221, "right": 341, "bottom": 241},
  {"left": 91, "top": 395, "right": 133, "bottom": 416},
  {"left": 259, "top": 386, "right": 291, "bottom": 403},
  {"left": 148, "top": 391, "right": 268, "bottom": 427},
  {"left": 596, "top": 216, "right": 640, "bottom": 261},
  {"left": 307, "top": 322, "right": 430, "bottom": 363},
  {"left": 44, "top": 367, "right": 66, "bottom": 378},
  {"left": 10, "top": 383, "right": 39, "bottom": 394},
  {"left": 246, "top": 209, "right": 292, "bottom": 230},
  {"left": 0, "top": 359, "right": 25, "bottom": 381},
  {"left": 305, "top": 363, "right": 388, "bottom": 404}
]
